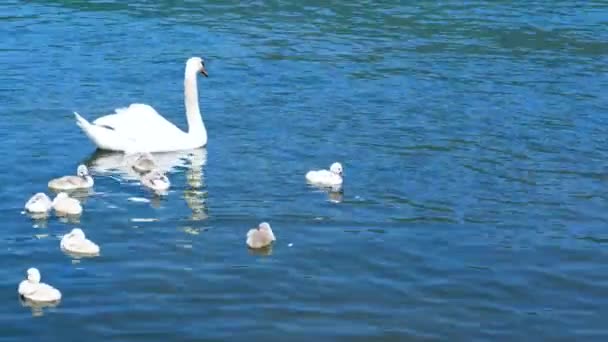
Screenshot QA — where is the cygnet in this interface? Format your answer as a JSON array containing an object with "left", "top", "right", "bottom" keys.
[
  {"left": 48, "top": 164, "right": 94, "bottom": 191},
  {"left": 141, "top": 169, "right": 170, "bottom": 192},
  {"left": 52, "top": 192, "right": 82, "bottom": 216},
  {"left": 60, "top": 228, "right": 100, "bottom": 255},
  {"left": 18, "top": 268, "right": 61, "bottom": 303},
  {"left": 246, "top": 222, "right": 276, "bottom": 249},
  {"left": 24, "top": 193, "right": 52, "bottom": 214},
  {"left": 305, "top": 162, "right": 343, "bottom": 187}
]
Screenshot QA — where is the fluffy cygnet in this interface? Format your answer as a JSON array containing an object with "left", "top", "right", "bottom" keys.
[
  {"left": 60, "top": 228, "right": 100, "bottom": 255},
  {"left": 24, "top": 193, "right": 52, "bottom": 213},
  {"left": 246, "top": 222, "right": 276, "bottom": 249},
  {"left": 18, "top": 268, "right": 61, "bottom": 303},
  {"left": 48, "top": 164, "right": 94, "bottom": 191},
  {"left": 141, "top": 169, "right": 170, "bottom": 192},
  {"left": 130, "top": 152, "right": 157, "bottom": 173},
  {"left": 52, "top": 192, "right": 83, "bottom": 216},
  {"left": 305, "top": 162, "right": 343, "bottom": 187}
]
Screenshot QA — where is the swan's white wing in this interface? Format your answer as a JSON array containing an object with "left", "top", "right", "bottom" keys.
[
  {"left": 93, "top": 104, "right": 186, "bottom": 140},
  {"left": 306, "top": 169, "right": 330, "bottom": 181},
  {"left": 18, "top": 281, "right": 33, "bottom": 296},
  {"left": 29, "top": 283, "right": 62, "bottom": 302}
]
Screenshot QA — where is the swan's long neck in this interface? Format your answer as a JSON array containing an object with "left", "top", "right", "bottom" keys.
[{"left": 184, "top": 73, "right": 207, "bottom": 141}]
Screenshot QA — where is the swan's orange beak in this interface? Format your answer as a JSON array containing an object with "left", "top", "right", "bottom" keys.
[{"left": 200, "top": 67, "right": 208, "bottom": 77}]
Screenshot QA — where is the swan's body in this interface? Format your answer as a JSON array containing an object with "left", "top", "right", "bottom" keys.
[
  {"left": 24, "top": 193, "right": 52, "bottom": 213},
  {"left": 48, "top": 165, "right": 94, "bottom": 191},
  {"left": 246, "top": 222, "right": 276, "bottom": 249},
  {"left": 18, "top": 268, "right": 61, "bottom": 303},
  {"left": 52, "top": 192, "right": 82, "bottom": 216},
  {"left": 74, "top": 57, "right": 209, "bottom": 153},
  {"left": 305, "top": 162, "right": 344, "bottom": 187},
  {"left": 129, "top": 152, "right": 157, "bottom": 173},
  {"left": 141, "top": 169, "right": 171, "bottom": 192},
  {"left": 60, "top": 228, "right": 100, "bottom": 255}
]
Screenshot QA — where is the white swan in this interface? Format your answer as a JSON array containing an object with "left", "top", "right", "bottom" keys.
[
  {"left": 52, "top": 192, "right": 83, "bottom": 216},
  {"left": 60, "top": 228, "right": 100, "bottom": 255},
  {"left": 18, "top": 268, "right": 62, "bottom": 303},
  {"left": 141, "top": 169, "right": 171, "bottom": 192},
  {"left": 48, "top": 164, "right": 94, "bottom": 191},
  {"left": 305, "top": 162, "right": 343, "bottom": 187},
  {"left": 74, "top": 57, "right": 209, "bottom": 152},
  {"left": 24, "top": 193, "right": 52, "bottom": 213},
  {"left": 246, "top": 222, "right": 276, "bottom": 249},
  {"left": 128, "top": 152, "right": 157, "bottom": 173}
]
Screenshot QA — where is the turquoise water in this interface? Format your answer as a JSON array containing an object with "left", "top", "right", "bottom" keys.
[{"left": 2, "top": 1, "right": 608, "bottom": 340}]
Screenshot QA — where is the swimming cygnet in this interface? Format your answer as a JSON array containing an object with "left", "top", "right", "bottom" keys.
[
  {"left": 48, "top": 164, "right": 94, "bottom": 191},
  {"left": 24, "top": 193, "right": 52, "bottom": 214},
  {"left": 18, "top": 268, "right": 61, "bottom": 303},
  {"left": 60, "top": 228, "right": 100, "bottom": 255},
  {"left": 52, "top": 192, "right": 82, "bottom": 216},
  {"left": 305, "top": 162, "right": 343, "bottom": 187},
  {"left": 130, "top": 152, "right": 157, "bottom": 173},
  {"left": 246, "top": 222, "right": 276, "bottom": 249},
  {"left": 141, "top": 169, "right": 170, "bottom": 192}
]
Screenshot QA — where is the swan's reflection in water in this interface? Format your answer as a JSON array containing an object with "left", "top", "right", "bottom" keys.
[
  {"left": 148, "top": 194, "right": 163, "bottom": 209},
  {"left": 309, "top": 184, "right": 344, "bottom": 203},
  {"left": 19, "top": 297, "right": 60, "bottom": 317},
  {"left": 183, "top": 149, "right": 207, "bottom": 221},
  {"left": 83, "top": 148, "right": 208, "bottom": 221},
  {"left": 327, "top": 189, "right": 344, "bottom": 203},
  {"left": 248, "top": 246, "right": 273, "bottom": 256},
  {"left": 25, "top": 212, "right": 50, "bottom": 226},
  {"left": 55, "top": 211, "right": 82, "bottom": 225},
  {"left": 25, "top": 215, "right": 50, "bottom": 239},
  {"left": 84, "top": 148, "right": 207, "bottom": 180}
]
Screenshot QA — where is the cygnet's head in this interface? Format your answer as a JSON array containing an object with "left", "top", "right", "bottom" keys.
[
  {"left": 137, "top": 152, "right": 154, "bottom": 161},
  {"left": 186, "top": 57, "right": 208, "bottom": 78},
  {"left": 157, "top": 174, "right": 169, "bottom": 183},
  {"left": 26, "top": 268, "right": 41, "bottom": 283},
  {"left": 33, "top": 192, "right": 49, "bottom": 202},
  {"left": 52, "top": 192, "right": 70, "bottom": 206},
  {"left": 77, "top": 164, "right": 89, "bottom": 177},
  {"left": 54, "top": 192, "right": 69, "bottom": 201},
  {"left": 259, "top": 222, "right": 276, "bottom": 240},
  {"left": 330, "top": 162, "right": 343, "bottom": 176},
  {"left": 259, "top": 222, "right": 271, "bottom": 231},
  {"left": 70, "top": 228, "right": 85, "bottom": 239}
]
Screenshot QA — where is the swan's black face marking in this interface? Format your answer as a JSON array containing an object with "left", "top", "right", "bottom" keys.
[{"left": 200, "top": 59, "right": 208, "bottom": 77}]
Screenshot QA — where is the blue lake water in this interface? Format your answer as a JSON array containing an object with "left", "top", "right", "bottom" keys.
[{"left": 1, "top": 1, "right": 608, "bottom": 340}]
